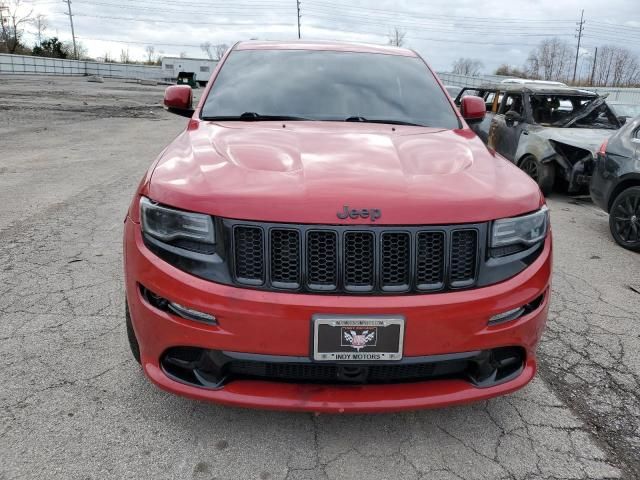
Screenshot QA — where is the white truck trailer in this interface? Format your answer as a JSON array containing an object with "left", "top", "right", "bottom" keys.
[{"left": 161, "top": 56, "right": 219, "bottom": 86}]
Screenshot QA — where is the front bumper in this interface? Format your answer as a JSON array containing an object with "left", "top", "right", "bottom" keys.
[{"left": 124, "top": 217, "right": 551, "bottom": 413}]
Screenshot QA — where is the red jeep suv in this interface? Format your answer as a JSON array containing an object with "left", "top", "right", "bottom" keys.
[{"left": 124, "top": 41, "right": 551, "bottom": 413}]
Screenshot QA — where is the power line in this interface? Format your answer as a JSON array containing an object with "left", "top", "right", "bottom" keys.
[
  {"left": 303, "top": 22, "right": 547, "bottom": 47},
  {"left": 72, "top": 0, "right": 292, "bottom": 13},
  {"left": 55, "top": 12, "right": 294, "bottom": 26},
  {"left": 307, "top": 0, "right": 575, "bottom": 23},
  {"left": 305, "top": 10, "right": 575, "bottom": 37}
]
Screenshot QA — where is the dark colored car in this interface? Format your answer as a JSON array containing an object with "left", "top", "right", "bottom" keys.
[
  {"left": 456, "top": 84, "right": 622, "bottom": 194},
  {"left": 591, "top": 116, "right": 640, "bottom": 251},
  {"left": 123, "top": 40, "right": 552, "bottom": 413}
]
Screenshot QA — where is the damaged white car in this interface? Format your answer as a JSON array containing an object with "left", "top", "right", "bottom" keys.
[{"left": 455, "top": 83, "right": 623, "bottom": 194}]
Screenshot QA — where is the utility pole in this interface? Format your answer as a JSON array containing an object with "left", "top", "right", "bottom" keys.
[
  {"left": 63, "top": 0, "right": 78, "bottom": 60},
  {"left": 590, "top": 47, "right": 598, "bottom": 86},
  {"left": 296, "top": 0, "right": 301, "bottom": 39},
  {"left": 572, "top": 9, "right": 585, "bottom": 84}
]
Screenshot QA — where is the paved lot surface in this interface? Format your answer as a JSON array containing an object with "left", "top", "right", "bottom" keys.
[{"left": 1, "top": 76, "right": 639, "bottom": 480}]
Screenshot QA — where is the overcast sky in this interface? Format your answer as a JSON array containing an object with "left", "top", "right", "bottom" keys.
[{"left": 18, "top": 0, "right": 640, "bottom": 73}]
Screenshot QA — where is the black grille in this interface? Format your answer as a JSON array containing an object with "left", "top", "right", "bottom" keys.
[
  {"left": 231, "top": 222, "right": 480, "bottom": 294},
  {"left": 226, "top": 360, "right": 441, "bottom": 384},
  {"left": 381, "top": 232, "right": 410, "bottom": 290},
  {"left": 344, "top": 232, "right": 375, "bottom": 291},
  {"left": 233, "top": 226, "right": 264, "bottom": 284},
  {"left": 307, "top": 231, "right": 338, "bottom": 290},
  {"left": 270, "top": 229, "right": 300, "bottom": 288},
  {"left": 416, "top": 232, "right": 445, "bottom": 290},
  {"left": 450, "top": 230, "right": 478, "bottom": 286}
]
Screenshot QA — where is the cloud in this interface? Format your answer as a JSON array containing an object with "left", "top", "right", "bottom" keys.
[{"left": 20, "top": 0, "right": 640, "bottom": 73}]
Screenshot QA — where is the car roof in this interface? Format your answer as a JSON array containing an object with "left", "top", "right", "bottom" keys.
[
  {"left": 233, "top": 40, "right": 417, "bottom": 57},
  {"left": 474, "top": 82, "right": 598, "bottom": 95}
]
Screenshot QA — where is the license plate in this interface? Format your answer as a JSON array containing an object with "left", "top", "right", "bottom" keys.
[{"left": 312, "top": 315, "right": 404, "bottom": 361}]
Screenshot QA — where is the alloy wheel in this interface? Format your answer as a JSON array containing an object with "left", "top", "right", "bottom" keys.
[
  {"left": 521, "top": 157, "right": 539, "bottom": 181},
  {"left": 611, "top": 188, "right": 640, "bottom": 249}
]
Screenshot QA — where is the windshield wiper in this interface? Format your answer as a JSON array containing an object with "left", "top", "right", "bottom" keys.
[
  {"left": 344, "top": 116, "right": 426, "bottom": 127},
  {"left": 201, "top": 112, "right": 311, "bottom": 121}
]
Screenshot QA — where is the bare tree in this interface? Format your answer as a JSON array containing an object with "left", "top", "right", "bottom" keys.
[
  {"left": 525, "top": 38, "right": 573, "bottom": 82},
  {"left": 451, "top": 58, "right": 484, "bottom": 76},
  {"left": 214, "top": 43, "right": 228, "bottom": 60},
  {"left": 179, "top": 51, "right": 187, "bottom": 58},
  {"left": 591, "top": 45, "right": 640, "bottom": 87},
  {"left": 0, "top": 0, "right": 33, "bottom": 54},
  {"left": 387, "top": 27, "right": 406, "bottom": 47},
  {"left": 495, "top": 64, "right": 528, "bottom": 78},
  {"left": 200, "top": 41, "right": 213, "bottom": 60},
  {"left": 31, "top": 13, "right": 46, "bottom": 44},
  {"left": 145, "top": 45, "right": 155, "bottom": 64},
  {"left": 65, "top": 40, "right": 87, "bottom": 60},
  {"left": 201, "top": 42, "right": 228, "bottom": 60}
]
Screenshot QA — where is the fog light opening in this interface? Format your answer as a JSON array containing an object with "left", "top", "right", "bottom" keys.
[
  {"left": 488, "top": 292, "right": 545, "bottom": 326},
  {"left": 139, "top": 284, "right": 217, "bottom": 325}
]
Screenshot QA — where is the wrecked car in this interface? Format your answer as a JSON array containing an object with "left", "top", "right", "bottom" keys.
[{"left": 456, "top": 83, "right": 622, "bottom": 194}]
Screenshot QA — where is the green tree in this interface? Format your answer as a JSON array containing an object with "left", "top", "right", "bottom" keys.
[{"left": 32, "top": 37, "right": 68, "bottom": 59}]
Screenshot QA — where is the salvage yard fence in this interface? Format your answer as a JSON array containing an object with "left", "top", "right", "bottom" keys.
[
  {"left": 2, "top": 52, "right": 640, "bottom": 103},
  {"left": 0, "top": 53, "right": 167, "bottom": 82}
]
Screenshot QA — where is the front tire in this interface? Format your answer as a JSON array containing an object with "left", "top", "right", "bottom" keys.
[
  {"left": 126, "top": 302, "right": 142, "bottom": 364},
  {"left": 609, "top": 186, "right": 640, "bottom": 251},
  {"left": 519, "top": 155, "right": 555, "bottom": 196}
]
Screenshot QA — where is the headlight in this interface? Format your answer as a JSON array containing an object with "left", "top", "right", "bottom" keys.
[
  {"left": 140, "top": 197, "right": 215, "bottom": 244},
  {"left": 491, "top": 206, "right": 549, "bottom": 249}
]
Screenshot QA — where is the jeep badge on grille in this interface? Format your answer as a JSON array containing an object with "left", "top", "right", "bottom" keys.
[{"left": 337, "top": 205, "right": 381, "bottom": 222}]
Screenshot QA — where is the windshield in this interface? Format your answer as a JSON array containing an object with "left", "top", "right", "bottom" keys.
[
  {"left": 201, "top": 49, "right": 459, "bottom": 129},
  {"left": 529, "top": 94, "right": 618, "bottom": 129}
]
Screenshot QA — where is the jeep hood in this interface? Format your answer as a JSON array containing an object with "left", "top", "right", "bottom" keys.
[
  {"left": 532, "top": 128, "right": 614, "bottom": 153},
  {"left": 149, "top": 121, "right": 542, "bottom": 225}
]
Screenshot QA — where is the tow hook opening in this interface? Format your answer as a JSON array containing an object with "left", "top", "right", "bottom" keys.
[{"left": 466, "top": 347, "right": 525, "bottom": 387}]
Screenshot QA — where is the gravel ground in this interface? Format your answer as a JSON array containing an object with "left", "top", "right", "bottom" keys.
[{"left": 1, "top": 76, "right": 639, "bottom": 480}]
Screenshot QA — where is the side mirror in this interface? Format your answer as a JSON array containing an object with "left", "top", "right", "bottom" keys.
[
  {"left": 460, "top": 96, "right": 486, "bottom": 124},
  {"left": 164, "top": 85, "right": 194, "bottom": 118},
  {"left": 504, "top": 110, "right": 522, "bottom": 127}
]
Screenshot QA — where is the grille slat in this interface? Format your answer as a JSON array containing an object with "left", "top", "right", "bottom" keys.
[
  {"left": 450, "top": 230, "right": 478, "bottom": 286},
  {"left": 307, "top": 231, "right": 338, "bottom": 290},
  {"left": 233, "top": 226, "right": 265, "bottom": 285},
  {"left": 381, "top": 232, "right": 411, "bottom": 291},
  {"left": 232, "top": 223, "right": 480, "bottom": 294},
  {"left": 344, "top": 232, "right": 375, "bottom": 291},
  {"left": 270, "top": 229, "right": 301, "bottom": 288},
  {"left": 416, "top": 231, "right": 445, "bottom": 290}
]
